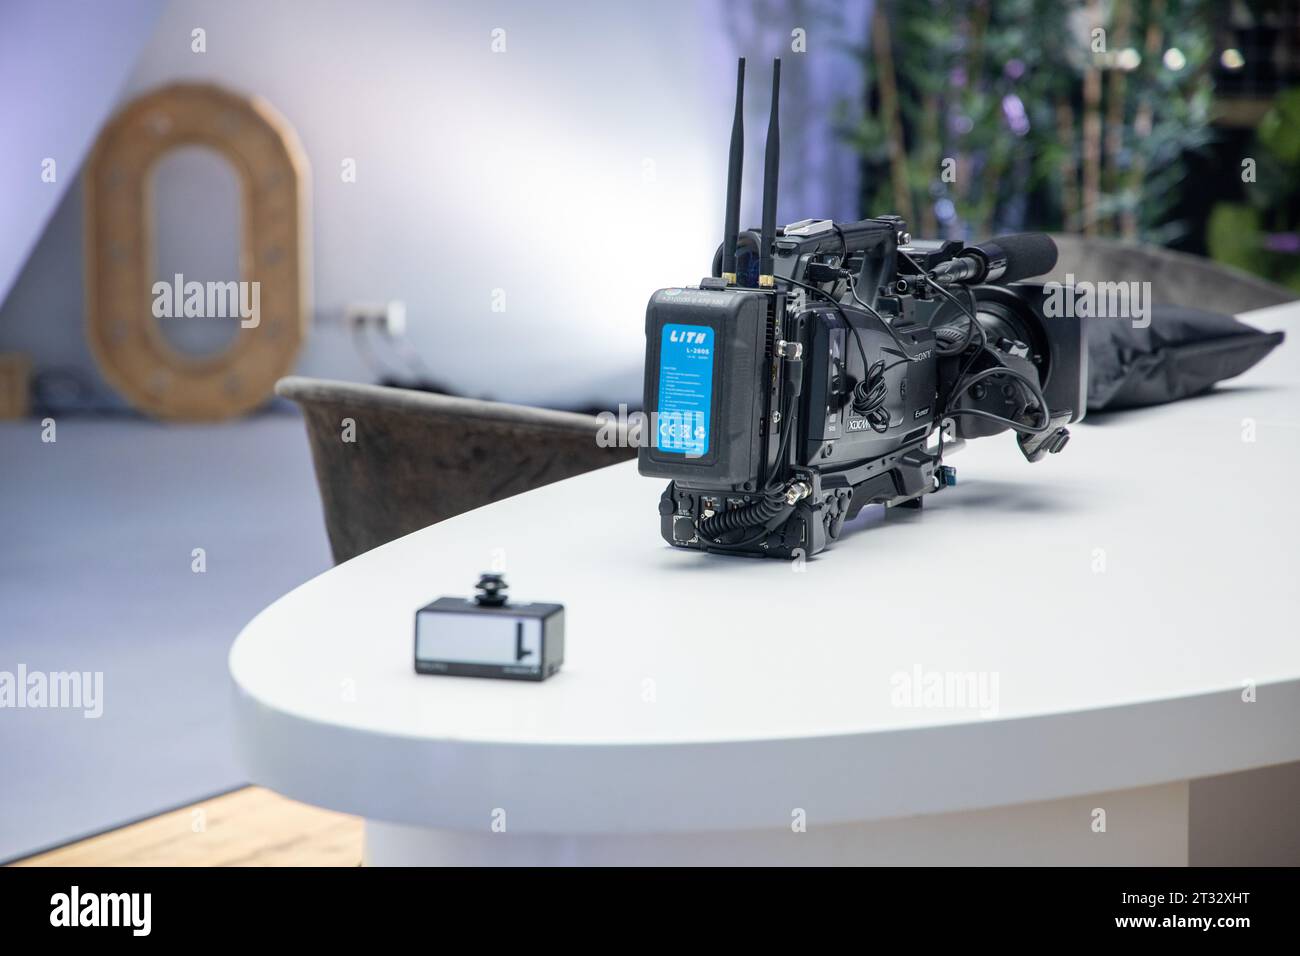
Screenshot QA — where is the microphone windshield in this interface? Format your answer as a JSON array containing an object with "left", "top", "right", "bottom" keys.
[{"left": 981, "top": 233, "right": 1058, "bottom": 283}]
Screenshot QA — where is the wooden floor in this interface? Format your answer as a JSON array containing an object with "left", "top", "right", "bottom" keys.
[{"left": 11, "top": 787, "right": 363, "bottom": 867}]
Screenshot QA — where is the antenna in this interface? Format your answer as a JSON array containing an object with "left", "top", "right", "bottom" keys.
[
  {"left": 721, "top": 58, "right": 745, "bottom": 285},
  {"left": 758, "top": 58, "right": 781, "bottom": 288}
]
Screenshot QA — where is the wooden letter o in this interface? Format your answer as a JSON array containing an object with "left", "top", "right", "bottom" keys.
[{"left": 84, "top": 83, "right": 310, "bottom": 420}]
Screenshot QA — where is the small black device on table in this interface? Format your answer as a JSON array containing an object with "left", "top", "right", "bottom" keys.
[{"left": 414, "top": 574, "right": 564, "bottom": 681}]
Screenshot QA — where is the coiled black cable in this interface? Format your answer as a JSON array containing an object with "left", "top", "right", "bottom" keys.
[
  {"left": 851, "top": 358, "right": 892, "bottom": 433},
  {"left": 698, "top": 492, "right": 789, "bottom": 545}
]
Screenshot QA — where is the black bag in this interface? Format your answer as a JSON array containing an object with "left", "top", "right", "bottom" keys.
[{"left": 1085, "top": 304, "right": 1285, "bottom": 412}]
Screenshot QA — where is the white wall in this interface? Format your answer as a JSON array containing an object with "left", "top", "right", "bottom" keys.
[
  {"left": 0, "top": 0, "right": 163, "bottom": 306},
  {"left": 1, "top": 0, "right": 866, "bottom": 410}
]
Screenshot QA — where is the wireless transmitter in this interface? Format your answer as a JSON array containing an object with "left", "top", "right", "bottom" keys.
[{"left": 414, "top": 574, "right": 564, "bottom": 681}]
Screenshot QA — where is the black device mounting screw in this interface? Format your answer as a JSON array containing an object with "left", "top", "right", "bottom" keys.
[{"left": 474, "top": 573, "right": 509, "bottom": 607}]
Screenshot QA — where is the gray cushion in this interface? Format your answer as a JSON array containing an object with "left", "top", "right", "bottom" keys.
[{"left": 1046, "top": 235, "right": 1295, "bottom": 315}]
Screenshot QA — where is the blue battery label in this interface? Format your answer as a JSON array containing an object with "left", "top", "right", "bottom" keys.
[{"left": 656, "top": 323, "right": 714, "bottom": 457}]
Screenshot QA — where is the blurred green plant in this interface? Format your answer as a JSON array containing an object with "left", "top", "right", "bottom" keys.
[
  {"left": 1208, "top": 88, "right": 1300, "bottom": 291},
  {"left": 844, "top": 0, "right": 1216, "bottom": 243}
]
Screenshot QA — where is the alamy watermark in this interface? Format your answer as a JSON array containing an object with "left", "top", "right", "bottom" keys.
[
  {"left": 1044, "top": 274, "right": 1151, "bottom": 329},
  {"left": 152, "top": 273, "right": 260, "bottom": 328},
  {"left": 890, "top": 665, "right": 1000, "bottom": 718},
  {"left": 50, "top": 886, "right": 150, "bottom": 936},
  {"left": 0, "top": 665, "right": 103, "bottom": 719},
  {"left": 596, "top": 404, "right": 704, "bottom": 457}
]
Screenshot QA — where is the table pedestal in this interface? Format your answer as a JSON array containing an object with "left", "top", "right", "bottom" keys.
[{"left": 364, "top": 781, "right": 1189, "bottom": 866}]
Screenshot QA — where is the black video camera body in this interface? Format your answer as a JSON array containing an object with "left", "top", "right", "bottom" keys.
[{"left": 637, "top": 59, "right": 1086, "bottom": 560}]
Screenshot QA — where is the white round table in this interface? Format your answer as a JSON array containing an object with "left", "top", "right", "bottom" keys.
[{"left": 231, "top": 303, "right": 1300, "bottom": 865}]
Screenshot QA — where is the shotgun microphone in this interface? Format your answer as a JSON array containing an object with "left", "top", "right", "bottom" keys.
[{"left": 929, "top": 233, "right": 1059, "bottom": 285}]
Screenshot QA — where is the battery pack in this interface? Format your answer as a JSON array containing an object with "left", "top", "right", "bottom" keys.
[{"left": 637, "top": 286, "right": 770, "bottom": 489}]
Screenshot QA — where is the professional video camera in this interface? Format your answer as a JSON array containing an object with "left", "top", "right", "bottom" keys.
[{"left": 638, "top": 58, "right": 1087, "bottom": 559}]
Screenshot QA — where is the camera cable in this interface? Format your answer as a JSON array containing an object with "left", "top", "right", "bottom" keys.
[{"left": 900, "top": 251, "right": 1052, "bottom": 437}]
